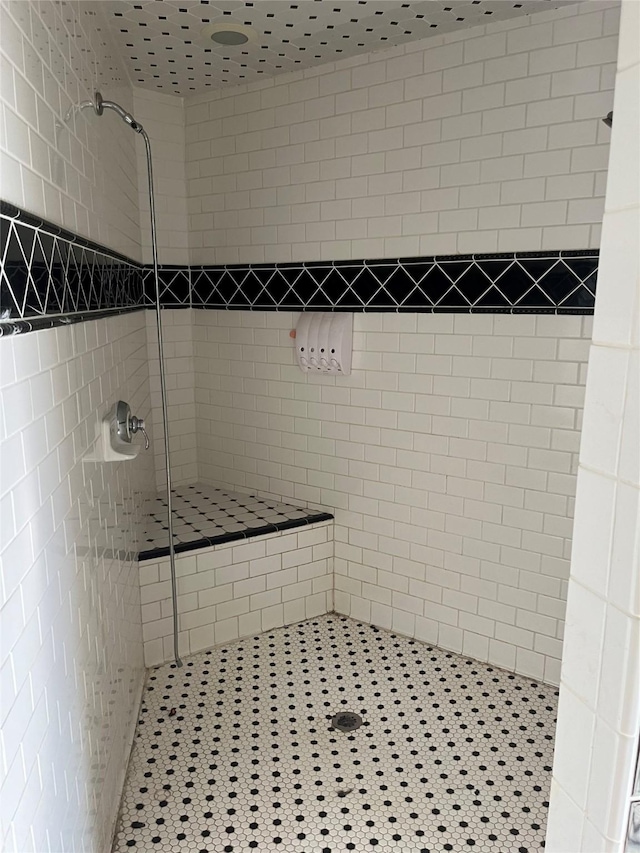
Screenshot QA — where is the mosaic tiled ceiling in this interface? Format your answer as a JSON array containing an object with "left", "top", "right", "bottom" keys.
[{"left": 94, "top": 0, "right": 576, "bottom": 95}]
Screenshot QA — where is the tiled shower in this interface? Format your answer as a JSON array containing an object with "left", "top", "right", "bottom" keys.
[{"left": 0, "top": 1, "right": 638, "bottom": 852}]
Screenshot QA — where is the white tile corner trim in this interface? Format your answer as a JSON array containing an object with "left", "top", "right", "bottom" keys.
[{"left": 545, "top": 0, "right": 640, "bottom": 849}]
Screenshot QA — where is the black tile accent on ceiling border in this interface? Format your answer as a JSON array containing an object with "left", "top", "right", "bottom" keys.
[{"left": 1, "top": 201, "right": 598, "bottom": 335}]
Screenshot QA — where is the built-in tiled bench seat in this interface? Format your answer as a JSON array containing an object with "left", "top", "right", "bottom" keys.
[
  {"left": 138, "top": 484, "right": 334, "bottom": 666},
  {"left": 138, "top": 483, "right": 333, "bottom": 561}
]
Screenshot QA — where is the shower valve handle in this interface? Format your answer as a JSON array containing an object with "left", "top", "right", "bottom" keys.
[
  {"left": 110, "top": 401, "right": 150, "bottom": 452},
  {"left": 129, "top": 415, "right": 150, "bottom": 450}
]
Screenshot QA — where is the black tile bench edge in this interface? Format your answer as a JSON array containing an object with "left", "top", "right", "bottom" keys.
[{"left": 138, "top": 512, "right": 334, "bottom": 561}]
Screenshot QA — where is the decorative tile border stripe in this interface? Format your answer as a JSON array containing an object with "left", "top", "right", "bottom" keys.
[
  {"left": 1, "top": 201, "right": 144, "bottom": 335},
  {"left": 139, "top": 511, "right": 334, "bottom": 561},
  {"left": 143, "top": 266, "right": 191, "bottom": 307},
  {"left": 0, "top": 201, "right": 136, "bottom": 262},
  {"left": 191, "top": 250, "right": 598, "bottom": 314},
  {"left": 1, "top": 202, "right": 598, "bottom": 335}
]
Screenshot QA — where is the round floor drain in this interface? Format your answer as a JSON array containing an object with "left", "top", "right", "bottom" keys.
[{"left": 331, "top": 712, "right": 363, "bottom": 732}]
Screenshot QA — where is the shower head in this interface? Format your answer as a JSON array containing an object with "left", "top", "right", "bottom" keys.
[
  {"left": 602, "top": 111, "right": 613, "bottom": 128},
  {"left": 94, "top": 91, "right": 144, "bottom": 134}
]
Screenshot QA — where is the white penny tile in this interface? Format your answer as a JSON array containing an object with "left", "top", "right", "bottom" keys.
[{"left": 113, "top": 614, "right": 557, "bottom": 853}]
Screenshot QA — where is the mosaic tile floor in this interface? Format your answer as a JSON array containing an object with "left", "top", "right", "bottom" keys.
[
  {"left": 113, "top": 615, "right": 557, "bottom": 853},
  {"left": 139, "top": 483, "right": 333, "bottom": 560}
]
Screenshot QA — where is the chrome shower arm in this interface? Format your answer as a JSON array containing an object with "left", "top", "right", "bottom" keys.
[{"left": 94, "top": 91, "right": 144, "bottom": 133}]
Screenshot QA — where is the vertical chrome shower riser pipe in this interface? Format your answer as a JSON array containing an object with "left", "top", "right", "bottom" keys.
[
  {"left": 94, "top": 92, "right": 183, "bottom": 668},
  {"left": 142, "top": 130, "right": 183, "bottom": 668}
]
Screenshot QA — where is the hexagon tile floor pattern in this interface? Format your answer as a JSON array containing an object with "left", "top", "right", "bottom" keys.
[{"left": 112, "top": 615, "right": 556, "bottom": 852}]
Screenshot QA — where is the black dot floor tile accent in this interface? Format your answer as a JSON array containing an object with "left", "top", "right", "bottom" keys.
[
  {"left": 139, "top": 483, "right": 333, "bottom": 561},
  {"left": 113, "top": 614, "right": 556, "bottom": 852}
]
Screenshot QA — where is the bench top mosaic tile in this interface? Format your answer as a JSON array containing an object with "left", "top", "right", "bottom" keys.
[{"left": 139, "top": 483, "right": 333, "bottom": 561}]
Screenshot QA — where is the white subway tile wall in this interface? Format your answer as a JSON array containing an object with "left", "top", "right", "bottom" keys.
[
  {"left": 185, "top": 2, "right": 619, "bottom": 264},
  {"left": 140, "top": 521, "right": 334, "bottom": 666},
  {"left": 546, "top": 0, "right": 640, "bottom": 848},
  {"left": 146, "top": 310, "right": 197, "bottom": 489},
  {"left": 192, "top": 309, "right": 592, "bottom": 684},
  {"left": 0, "top": 312, "right": 154, "bottom": 853},
  {"left": 0, "top": 1, "right": 142, "bottom": 259},
  {"left": 2, "top": 0, "right": 633, "bottom": 850},
  {"left": 132, "top": 89, "right": 189, "bottom": 266},
  {"left": 131, "top": 92, "right": 193, "bottom": 487},
  {"left": 0, "top": 4, "right": 155, "bottom": 852}
]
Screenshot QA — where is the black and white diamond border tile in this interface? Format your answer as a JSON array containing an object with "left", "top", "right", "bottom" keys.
[
  {"left": 1, "top": 202, "right": 145, "bottom": 335},
  {"left": 190, "top": 250, "right": 597, "bottom": 315},
  {"left": 139, "top": 483, "right": 333, "bottom": 561},
  {"left": 1, "top": 201, "right": 598, "bottom": 335},
  {"left": 112, "top": 614, "right": 557, "bottom": 852},
  {"left": 143, "top": 267, "right": 191, "bottom": 307}
]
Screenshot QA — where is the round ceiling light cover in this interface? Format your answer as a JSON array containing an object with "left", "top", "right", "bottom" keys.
[{"left": 201, "top": 22, "right": 257, "bottom": 46}]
